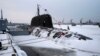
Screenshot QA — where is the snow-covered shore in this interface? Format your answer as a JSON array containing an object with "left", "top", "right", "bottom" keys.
[{"left": 54, "top": 25, "right": 100, "bottom": 56}]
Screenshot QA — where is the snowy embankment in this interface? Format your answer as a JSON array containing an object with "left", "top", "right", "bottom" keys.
[
  {"left": 0, "top": 34, "right": 14, "bottom": 56},
  {"left": 0, "top": 34, "right": 27, "bottom": 56},
  {"left": 54, "top": 25, "right": 100, "bottom": 56}
]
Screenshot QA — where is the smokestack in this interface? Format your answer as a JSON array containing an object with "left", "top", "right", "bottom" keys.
[{"left": 1, "top": 9, "right": 3, "bottom": 19}]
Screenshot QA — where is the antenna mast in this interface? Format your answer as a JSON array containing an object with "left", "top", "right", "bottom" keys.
[
  {"left": 80, "top": 18, "right": 83, "bottom": 24},
  {"left": 1, "top": 9, "right": 3, "bottom": 19},
  {"left": 37, "top": 4, "right": 40, "bottom": 16}
]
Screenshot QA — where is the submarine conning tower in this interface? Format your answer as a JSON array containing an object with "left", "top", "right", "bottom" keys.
[
  {"left": 31, "top": 4, "right": 53, "bottom": 28},
  {"left": 31, "top": 14, "right": 53, "bottom": 28}
]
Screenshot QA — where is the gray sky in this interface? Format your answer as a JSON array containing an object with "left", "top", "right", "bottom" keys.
[{"left": 0, "top": 0, "right": 100, "bottom": 24}]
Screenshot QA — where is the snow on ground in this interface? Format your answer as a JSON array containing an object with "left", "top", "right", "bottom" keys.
[
  {"left": 0, "top": 34, "right": 14, "bottom": 56},
  {"left": 0, "top": 34, "right": 27, "bottom": 56},
  {"left": 9, "top": 25, "right": 100, "bottom": 56},
  {"left": 54, "top": 25, "right": 100, "bottom": 56},
  {"left": 0, "top": 34, "right": 9, "bottom": 45},
  {"left": 13, "top": 35, "right": 76, "bottom": 56}
]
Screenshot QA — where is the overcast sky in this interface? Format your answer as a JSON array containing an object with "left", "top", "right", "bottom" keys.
[{"left": 0, "top": 0, "right": 100, "bottom": 24}]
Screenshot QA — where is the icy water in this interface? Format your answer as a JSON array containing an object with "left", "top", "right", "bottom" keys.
[{"left": 54, "top": 25, "right": 100, "bottom": 56}]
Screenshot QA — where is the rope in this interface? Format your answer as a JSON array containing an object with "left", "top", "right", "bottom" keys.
[
  {"left": 19, "top": 39, "right": 48, "bottom": 45},
  {"left": 14, "top": 37, "right": 44, "bottom": 43},
  {"left": 1, "top": 37, "right": 45, "bottom": 46}
]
